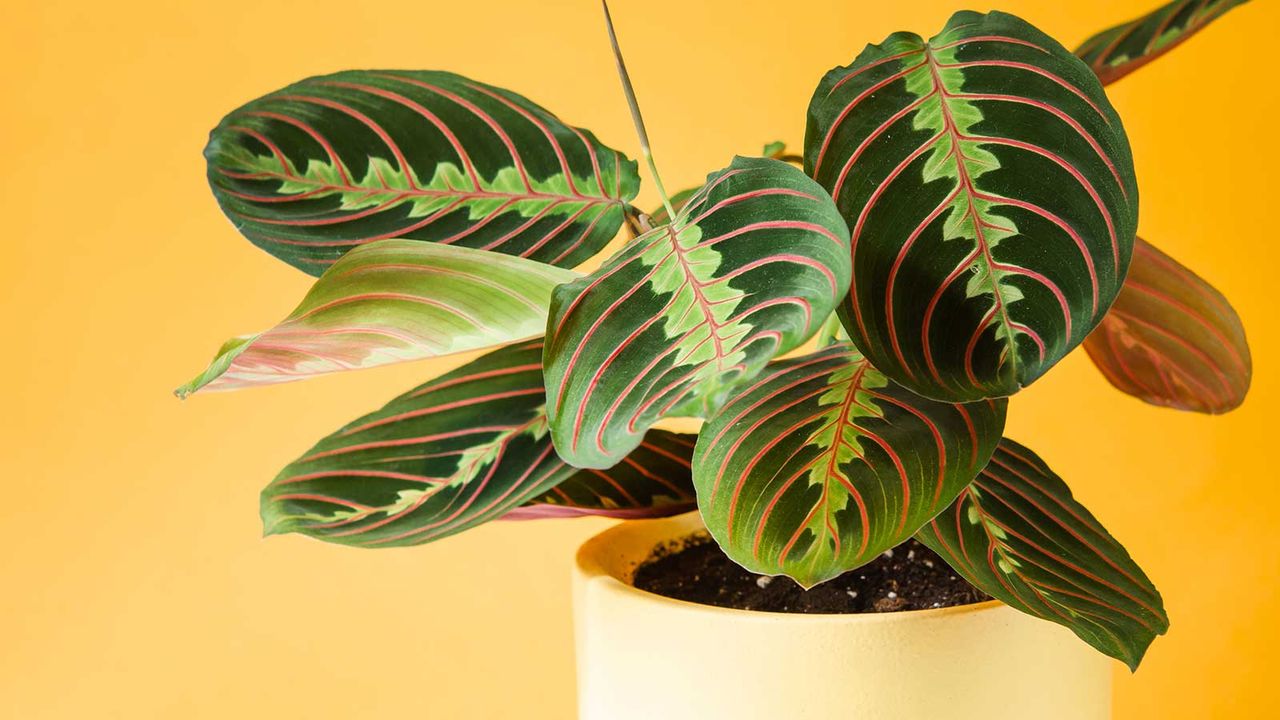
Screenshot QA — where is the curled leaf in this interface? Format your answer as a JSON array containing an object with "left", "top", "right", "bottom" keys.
[
  {"left": 1084, "top": 238, "right": 1250, "bottom": 413},
  {"left": 1075, "top": 0, "right": 1249, "bottom": 85}
]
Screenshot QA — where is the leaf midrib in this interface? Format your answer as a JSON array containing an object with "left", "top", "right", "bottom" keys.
[
  {"left": 963, "top": 486, "right": 1076, "bottom": 619},
  {"left": 813, "top": 361, "right": 871, "bottom": 558},
  {"left": 223, "top": 166, "right": 622, "bottom": 207},
  {"left": 922, "top": 45, "right": 1020, "bottom": 380},
  {"left": 664, "top": 223, "right": 733, "bottom": 370}
]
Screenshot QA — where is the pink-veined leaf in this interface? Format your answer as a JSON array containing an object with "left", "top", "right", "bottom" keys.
[
  {"left": 647, "top": 187, "right": 699, "bottom": 227},
  {"left": 1076, "top": 0, "right": 1250, "bottom": 85},
  {"left": 650, "top": 143, "right": 798, "bottom": 226},
  {"left": 262, "top": 340, "right": 694, "bottom": 546},
  {"left": 544, "top": 156, "right": 852, "bottom": 469},
  {"left": 1084, "top": 238, "right": 1250, "bottom": 413},
  {"left": 506, "top": 432, "right": 696, "bottom": 520},
  {"left": 917, "top": 439, "right": 1168, "bottom": 669},
  {"left": 206, "top": 70, "right": 639, "bottom": 275},
  {"left": 649, "top": 143, "right": 800, "bottom": 226},
  {"left": 694, "top": 343, "right": 1006, "bottom": 588},
  {"left": 806, "top": 11, "right": 1138, "bottom": 403},
  {"left": 176, "top": 239, "right": 575, "bottom": 397}
]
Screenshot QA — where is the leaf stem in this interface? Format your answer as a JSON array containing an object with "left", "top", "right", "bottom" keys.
[{"left": 602, "top": 0, "right": 675, "bottom": 221}]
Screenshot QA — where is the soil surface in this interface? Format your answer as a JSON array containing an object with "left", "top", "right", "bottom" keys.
[{"left": 632, "top": 537, "right": 989, "bottom": 614}]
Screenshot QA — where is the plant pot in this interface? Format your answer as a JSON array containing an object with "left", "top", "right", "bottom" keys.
[{"left": 573, "top": 512, "right": 1112, "bottom": 719}]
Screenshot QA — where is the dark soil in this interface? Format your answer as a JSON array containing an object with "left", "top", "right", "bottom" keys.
[{"left": 632, "top": 537, "right": 989, "bottom": 614}]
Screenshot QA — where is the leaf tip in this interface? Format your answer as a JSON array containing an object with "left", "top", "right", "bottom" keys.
[
  {"left": 173, "top": 373, "right": 213, "bottom": 400},
  {"left": 178, "top": 334, "right": 259, "bottom": 399},
  {"left": 259, "top": 496, "right": 293, "bottom": 539},
  {"left": 1119, "top": 634, "right": 1159, "bottom": 673}
]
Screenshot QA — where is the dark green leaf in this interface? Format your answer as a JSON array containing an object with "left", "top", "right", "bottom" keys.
[
  {"left": 206, "top": 70, "right": 639, "bottom": 275},
  {"left": 511, "top": 432, "right": 696, "bottom": 519},
  {"left": 544, "top": 156, "right": 851, "bottom": 469},
  {"left": 806, "top": 11, "right": 1138, "bottom": 402},
  {"left": 917, "top": 439, "right": 1168, "bottom": 669},
  {"left": 695, "top": 344, "right": 1006, "bottom": 588},
  {"left": 262, "top": 340, "right": 691, "bottom": 546}
]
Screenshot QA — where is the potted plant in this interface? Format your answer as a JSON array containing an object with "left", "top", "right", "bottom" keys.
[{"left": 179, "top": 0, "right": 1253, "bottom": 717}]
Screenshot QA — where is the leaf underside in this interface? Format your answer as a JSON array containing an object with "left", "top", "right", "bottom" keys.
[
  {"left": 262, "top": 340, "right": 695, "bottom": 547},
  {"left": 544, "top": 156, "right": 852, "bottom": 469},
  {"left": 806, "top": 10, "right": 1138, "bottom": 403},
  {"left": 1084, "top": 238, "right": 1250, "bottom": 413},
  {"left": 695, "top": 344, "right": 1006, "bottom": 588},
  {"left": 1075, "top": 0, "right": 1249, "bottom": 85},
  {"left": 917, "top": 439, "right": 1168, "bottom": 669},
  {"left": 176, "top": 240, "right": 576, "bottom": 396},
  {"left": 206, "top": 70, "right": 639, "bottom": 275}
]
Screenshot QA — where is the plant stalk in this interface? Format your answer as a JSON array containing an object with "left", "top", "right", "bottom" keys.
[{"left": 601, "top": 0, "right": 676, "bottom": 221}]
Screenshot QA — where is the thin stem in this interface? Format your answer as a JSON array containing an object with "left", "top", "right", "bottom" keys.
[{"left": 601, "top": 0, "right": 675, "bottom": 221}]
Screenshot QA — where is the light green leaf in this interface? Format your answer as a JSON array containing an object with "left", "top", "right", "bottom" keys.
[{"left": 178, "top": 239, "right": 575, "bottom": 396}]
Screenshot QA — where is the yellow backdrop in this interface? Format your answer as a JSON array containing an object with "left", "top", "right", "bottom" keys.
[{"left": 2, "top": 0, "right": 1274, "bottom": 717}]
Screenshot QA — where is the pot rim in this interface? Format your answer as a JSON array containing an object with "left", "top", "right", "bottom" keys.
[{"left": 576, "top": 510, "right": 1003, "bottom": 623}]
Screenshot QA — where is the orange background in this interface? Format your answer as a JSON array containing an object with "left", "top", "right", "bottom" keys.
[{"left": 2, "top": 0, "right": 1275, "bottom": 717}]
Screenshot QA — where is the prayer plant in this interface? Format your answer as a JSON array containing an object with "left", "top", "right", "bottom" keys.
[{"left": 181, "top": 0, "right": 1252, "bottom": 670}]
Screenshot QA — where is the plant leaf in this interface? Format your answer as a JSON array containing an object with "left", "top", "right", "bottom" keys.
[
  {"left": 650, "top": 143, "right": 800, "bottom": 225},
  {"left": 648, "top": 187, "right": 699, "bottom": 226},
  {"left": 177, "top": 240, "right": 575, "bottom": 397},
  {"left": 1076, "top": 0, "right": 1249, "bottom": 85},
  {"left": 206, "top": 70, "right": 639, "bottom": 275},
  {"left": 544, "top": 156, "right": 852, "bottom": 469},
  {"left": 694, "top": 344, "right": 1006, "bottom": 588},
  {"left": 507, "top": 432, "right": 697, "bottom": 519},
  {"left": 262, "top": 340, "right": 693, "bottom": 546},
  {"left": 806, "top": 10, "right": 1138, "bottom": 403},
  {"left": 917, "top": 439, "right": 1168, "bottom": 669},
  {"left": 1084, "top": 238, "right": 1250, "bottom": 413},
  {"left": 762, "top": 140, "right": 788, "bottom": 158}
]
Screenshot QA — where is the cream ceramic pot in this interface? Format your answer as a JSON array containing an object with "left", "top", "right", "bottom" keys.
[{"left": 573, "top": 512, "right": 1111, "bottom": 720}]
